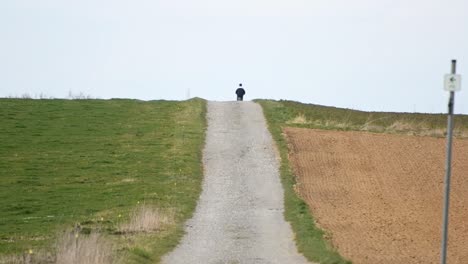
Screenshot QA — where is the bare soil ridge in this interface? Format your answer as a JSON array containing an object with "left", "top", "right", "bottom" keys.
[
  {"left": 285, "top": 127, "right": 468, "bottom": 264},
  {"left": 163, "top": 102, "right": 309, "bottom": 264}
]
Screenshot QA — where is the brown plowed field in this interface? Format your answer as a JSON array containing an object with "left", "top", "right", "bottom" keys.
[{"left": 284, "top": 127, "right": 468, "bottom": 264}]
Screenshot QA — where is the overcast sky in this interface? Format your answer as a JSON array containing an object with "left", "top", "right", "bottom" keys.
[{"left": 1, "top": 0, "right": 467, "bottom": 113}]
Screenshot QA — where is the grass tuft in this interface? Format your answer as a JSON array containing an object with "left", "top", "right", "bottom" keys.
[
  {"left": 55, "top": 232, "right": 114, "bottom": 264},
  {"left": 0, "top": 251, "right": 53, "bottom": 264},
  {"left": 0, "top": 232, "right": 113, "bottom": 264},
  {"left": 119, "top": 206, "right": 174, "bottom": 234},
  {"left": 287, "top": 114, "right": 308, "bottom": 124}
]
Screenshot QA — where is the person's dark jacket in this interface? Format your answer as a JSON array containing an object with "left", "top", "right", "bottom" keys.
[{"left": 235, "top": 88, "right": 246, "bottom": 96}]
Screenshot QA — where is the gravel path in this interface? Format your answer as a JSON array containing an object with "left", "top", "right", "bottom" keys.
[{"left": 162, "top": 101, "right": 310, "bottom": 264}]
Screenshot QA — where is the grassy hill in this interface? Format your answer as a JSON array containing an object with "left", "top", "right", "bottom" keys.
[
  {"left": 256, "top": 99, "right": 468, "bottom": 264},
  {"left": 0, "top": 98, "right": 206, "bottom": 263}
]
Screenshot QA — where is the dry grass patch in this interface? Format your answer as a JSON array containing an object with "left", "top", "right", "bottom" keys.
[
  {"left": 360, "top": 123, "right": 385, "bottom": 132},
  {"left": 287, "top": 114, "right": 309, "bottom": 124},
  {"left": 0, "top": 232, "right": 115, "bottom": 264},
  {"left": 121, "top": 178, "right": 137, "bottom": 183},
  {"left": 0, "top": 251, "right": 53, "bottom": 264},
  {"left": 119, "top": 206, "right": 175, "bottom": 234},
  {"left": 313, "top": 120, "right": 355, "bottom": 130},
  {"left": 454, "top": 128, "right": 468, "bottom": 138},
  {"left": 387, "top": 120, "right": 422, "bottom": 131},
  {"left": 385, "top": 121, "right": 468, "bottom": 138},
  {"left": 418, "top": 128, "right": 446, "bottom": 137},
  {"left": 55, "top": 231, "right": 114, "bottom": 264}
]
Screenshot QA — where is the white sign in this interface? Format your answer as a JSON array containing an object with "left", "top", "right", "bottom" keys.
[{"left": 444, "top": 74, "right": 461, "bottom": 91}]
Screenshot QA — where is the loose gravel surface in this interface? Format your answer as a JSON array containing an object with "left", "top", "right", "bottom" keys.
[{"left": 163, "top": 102, "right": 309, "bottom": 264}]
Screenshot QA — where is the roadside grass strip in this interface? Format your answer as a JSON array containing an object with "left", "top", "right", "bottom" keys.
[
  {"left": 0, "top": 98, "right": 206, "bottom": 263},
  {"left": 257, "top": 100, "right": 351, "bottom": 264}
]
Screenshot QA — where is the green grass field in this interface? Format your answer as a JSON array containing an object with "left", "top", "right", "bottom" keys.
[
  {"left": 0, "top": 98, "right": 206, "bottom": 263},
  {"left": 256, "top": 99, "right": 468, "bottom": 264}
]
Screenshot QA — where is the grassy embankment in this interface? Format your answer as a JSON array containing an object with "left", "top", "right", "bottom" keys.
[
  {"left": 0, "top": 98, "right": 206, "bottom": 263},
  {"left": 256, "top": 99, "right": 468, "bottom": 264}
]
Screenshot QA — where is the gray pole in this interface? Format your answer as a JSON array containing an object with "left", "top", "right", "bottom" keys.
[{"left": 440, "top": 59, "right": 456, "bottom": 264}]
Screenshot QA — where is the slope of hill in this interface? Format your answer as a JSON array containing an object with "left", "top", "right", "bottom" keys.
[
  {"left": 0, "top": 98, "right": 206, "bottom": 263},
  {"left": 257, "top": 99, "right": 468, "bottom": 264}
]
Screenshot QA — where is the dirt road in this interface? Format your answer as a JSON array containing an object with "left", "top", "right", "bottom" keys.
[
  {"left": 163, "top": 102, "right": 309, "bottom": 264},
  {"left": 285, "top": 127, "right": 468, "bottom": 264}
]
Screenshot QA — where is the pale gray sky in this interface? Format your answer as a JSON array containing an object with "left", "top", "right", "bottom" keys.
[{"left": 1, "top": 0, "right": 467, "bottom": 113}]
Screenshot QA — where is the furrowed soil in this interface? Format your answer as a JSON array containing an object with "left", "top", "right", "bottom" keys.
[{"left": 284, "top": 127, "right": 468, "bottom": 264}]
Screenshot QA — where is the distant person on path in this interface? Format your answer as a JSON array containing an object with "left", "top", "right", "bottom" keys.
[{"left": 235, "top": 83, "right": 246, "bottom": 101}]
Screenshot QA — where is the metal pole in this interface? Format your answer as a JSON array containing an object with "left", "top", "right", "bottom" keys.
[{"left": 440, "top": 59, "right": 456, "bottom": 264}]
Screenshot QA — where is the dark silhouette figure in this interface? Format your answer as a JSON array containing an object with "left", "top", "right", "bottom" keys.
[{"left": 235, "top": 83, "right": 246, "bottom": 101}]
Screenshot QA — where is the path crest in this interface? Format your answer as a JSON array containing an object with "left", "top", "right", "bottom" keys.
[{"left": 163, "top": 101, "right": 310, "bottom": 264}]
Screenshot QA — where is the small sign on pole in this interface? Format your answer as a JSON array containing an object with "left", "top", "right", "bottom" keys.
[
  {"left": 440, "top": 60, "right": 462, "bottom": 264},
  {"left": 444, "top": 74, "right": 462, "bottom": 91}
]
